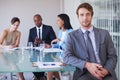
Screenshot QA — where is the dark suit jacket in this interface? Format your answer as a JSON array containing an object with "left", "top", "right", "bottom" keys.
[
  {"left": 63, "top": 27, "right": 117, "bottom": 80},
  {"left": 28, "top": 24, "right": 56, "bottom": 44}
]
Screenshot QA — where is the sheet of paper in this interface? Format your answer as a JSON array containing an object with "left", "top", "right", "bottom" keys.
[
  {"left": 43, "top": 48, "right": 63, "bottom": 53},
  {"left": 35, "top": 62, "right": 62, "bottom": 69},
  {"left": 2, "top": 47, "right": 19, "bottom": 51},
  {"left": 32, "top": 47, "right": 63, "bottom": 53}
]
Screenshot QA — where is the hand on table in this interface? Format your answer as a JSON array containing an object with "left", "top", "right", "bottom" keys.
[
  {"left": 51, "top": 38, "right": 61, "bottom": 45},
  {"left": 45, "top": 44, "right": 51, "bottom": 48},
  {"left": 34, "top": 37, "right": 42, "bottom": 45}
]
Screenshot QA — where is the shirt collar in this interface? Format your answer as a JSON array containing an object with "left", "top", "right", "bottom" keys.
[
  {"left": 36, "top": 24, "right": 43, "bottom": 30},
  {"left": 80, "top": 25, "right": 94, "bottom": 34}
]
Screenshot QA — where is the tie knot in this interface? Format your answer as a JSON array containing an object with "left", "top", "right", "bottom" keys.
[{"left": 85, "top": 31, "right": 90, "bottom": 35}]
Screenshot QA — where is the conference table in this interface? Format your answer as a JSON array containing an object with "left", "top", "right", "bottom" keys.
[{"left": 0, "top": 47, "right": 75, "bottom": 79}]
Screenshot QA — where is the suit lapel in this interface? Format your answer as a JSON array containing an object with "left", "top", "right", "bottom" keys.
[
  {"left": 42, "top": 24, "right": 48, "bottom": 40},
  {"left": 34, "top": 27, "right": 37, "bottom": 37},
  {"left": 42, "top": 25, "right": 45, "bottom": 40},
  {"left": 93, "top": 27, "right": 100, "bottom": 58}
]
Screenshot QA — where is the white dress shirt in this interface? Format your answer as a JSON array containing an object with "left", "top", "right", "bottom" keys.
[
  {"left": 36, "top": 24, "right": 43, "bottom": 39},
  {"left": 81, "top": 26, "right": 101, "bottom": 64}
]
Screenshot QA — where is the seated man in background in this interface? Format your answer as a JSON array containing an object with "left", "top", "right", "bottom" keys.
[{"left": 28, "top": 14, "right": 56, "bottom": 80}]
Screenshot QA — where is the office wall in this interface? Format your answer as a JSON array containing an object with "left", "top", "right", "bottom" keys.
[
  {"left": 0, "top": 0, "right": 63, "bottom": 46},
  {"left": 64, "top": 0, "right": 80, "bottom": 30}
]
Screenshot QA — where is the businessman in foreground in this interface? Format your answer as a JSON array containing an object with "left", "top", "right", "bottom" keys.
[{"left": 63, "top": 2, "right": 117, "bottom": 80}]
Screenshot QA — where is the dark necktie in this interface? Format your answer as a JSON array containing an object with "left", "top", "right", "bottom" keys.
[
  {"left": 38, "top": 29, "right": 41, "bottom": 39},
  {"left": 84, "top": 31, "right": 96, "bottom": 63}
]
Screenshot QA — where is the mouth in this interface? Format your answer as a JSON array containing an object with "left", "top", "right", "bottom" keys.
[{"left": 83, "top": 22, "right": 88, "bottom": 25}]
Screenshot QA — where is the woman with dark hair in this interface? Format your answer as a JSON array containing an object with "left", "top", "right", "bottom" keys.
[
  {"left": 0, "top": 17, "right": 24, "bottom": 80},
  {"left": 51, "top": 13, "right": 73, "bottom": 50},
  {"left": 47, "top": 14, "right": 73, "bottom": 80}
]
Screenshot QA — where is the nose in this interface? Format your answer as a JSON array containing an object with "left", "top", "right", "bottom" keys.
[
  {"left": 83, "top": 15, "right": 87, "bottom": 20},
  {"left": 14, "top": 25, "right": 18, "bottom": 29}
]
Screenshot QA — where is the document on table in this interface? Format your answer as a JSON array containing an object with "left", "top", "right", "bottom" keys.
[
  {"left": 1, "top": 47, "right": 19, "bottom": 51},
  {"left": 43, "top": 48, "right": 63, "bottom": 53},
  {"left": 31, "top": 47, "right": 63, "bottom": 53},
  {"left": 35, "top": 62, "right": 62, "bottom": 69}
]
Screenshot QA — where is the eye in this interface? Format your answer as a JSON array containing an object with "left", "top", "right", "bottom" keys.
[
  {"left": 80, "top": 14, "right": 84, "bottom": 16},
  {"left": 13, "top": 24, "right": 15, "bottom": 26},
  {"left": 16, "top": 25, "right": 19, "bottom": 27},
  {"left": 86, "top": 13, "right": 91, "bottom": 16}
]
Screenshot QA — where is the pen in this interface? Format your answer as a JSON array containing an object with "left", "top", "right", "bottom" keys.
[{"left": 43, "top": 64, "right": 56, "bottom": 66}]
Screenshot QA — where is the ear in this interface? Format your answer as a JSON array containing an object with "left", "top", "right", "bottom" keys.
[{"left": 41, "top": 18, "right": 43, "bottom": 21}]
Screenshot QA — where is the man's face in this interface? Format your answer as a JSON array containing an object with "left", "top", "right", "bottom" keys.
[
  {"left": 34, "top": 16, "right": 42, "bottom": 27},
  {"left": 78, "top": 8, "right": 92, "bottom": 28}
]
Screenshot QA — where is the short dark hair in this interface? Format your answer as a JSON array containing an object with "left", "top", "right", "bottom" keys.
[
  {"left": 11, "top": 17, "right": 20, "bottom": 24},
  {"left": 76, "top": 2, "right": 94, "bottom": 16},
  {"left": 57, "top": 14, "right": 73, "bottom": 29},
  {"left": 34, "top": 14, "right": 42, "bottom": 20}
]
